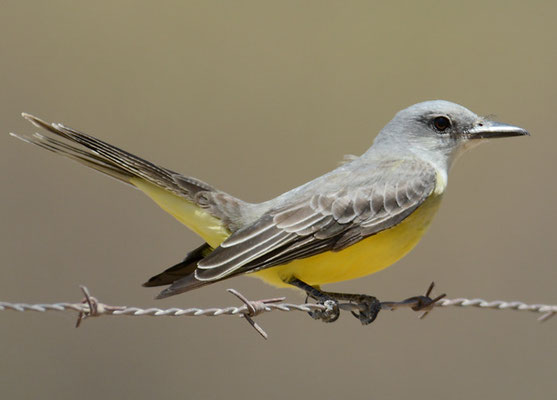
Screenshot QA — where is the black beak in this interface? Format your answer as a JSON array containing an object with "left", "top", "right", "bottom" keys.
[{"left": 468, "top": 121, "right": 529, "bottom": 139}]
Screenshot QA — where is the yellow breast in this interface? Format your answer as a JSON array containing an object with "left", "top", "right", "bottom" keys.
[
  {"left": 250, "top": 194, "right": 442, "bottom": 288},
  {"left": 131, "top": 175, "right": 443, "bottom": 289}
]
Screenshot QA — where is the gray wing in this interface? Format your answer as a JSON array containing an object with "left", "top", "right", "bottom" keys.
[
  {"left": 194, "top": 158, "right": 438, "bottom": 282},
  {"left": 12, "top": 113, "right": 246, "bottom": 228}
]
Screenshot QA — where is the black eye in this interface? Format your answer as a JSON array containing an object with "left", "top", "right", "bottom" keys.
[{"left": 433, "top": 116, "right": 451, "bottom": 131}]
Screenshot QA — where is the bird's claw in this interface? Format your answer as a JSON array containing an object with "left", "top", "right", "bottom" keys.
[
  {"left": 309, "top": 299, "right": 340, "bottom": 323},
  {"left": 349, "top": 295, "right": 381, "bottom": 325}
]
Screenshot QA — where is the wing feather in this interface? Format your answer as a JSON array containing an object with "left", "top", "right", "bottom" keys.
[
  {"left": 196, "top": 226, "right": 289, "bottom": 269},
  {"left": 195, "top": 158, "right": 438, "bottom": 282}
]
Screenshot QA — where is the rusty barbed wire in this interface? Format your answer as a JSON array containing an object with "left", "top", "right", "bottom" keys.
[{"left": 0, "top": 285, "right": 554, "bottom": 339}]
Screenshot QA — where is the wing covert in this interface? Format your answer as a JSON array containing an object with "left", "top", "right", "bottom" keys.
[{"left": 194, "top": 158, "right": 438, "bottom": 282}]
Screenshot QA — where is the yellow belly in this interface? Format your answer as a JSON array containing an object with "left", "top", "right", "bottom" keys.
[
  {"left": 250, "top": 194, "right": 442, "bottom": 288},
  {"left": 131, "top": 175, "right": 442, "bottom": 289}
]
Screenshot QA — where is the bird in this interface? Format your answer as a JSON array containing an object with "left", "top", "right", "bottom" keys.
[{"left": 11, "top": 100, "right": 528, "bottom": 324}]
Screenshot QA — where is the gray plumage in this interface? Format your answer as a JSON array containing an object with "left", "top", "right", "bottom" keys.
[
  {"left": 13, "top": 113, "right": 248, "bottom": 231},
  {"left": 11, "top": 101, "right": 528, "bottom": 299},
  {"left": 194, "top": 158, "right": 436, "bottom": 280}
]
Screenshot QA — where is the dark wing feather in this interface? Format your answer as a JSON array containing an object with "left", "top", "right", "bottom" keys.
[
  {"left": 12, "top": 114, "right": 246, "bottom": 227},
  {"left": 194, "top": 159, "right": 437, "bottom": 282},
  {"left": 143, "top": 243, "right": 212, "bottom": 287}
]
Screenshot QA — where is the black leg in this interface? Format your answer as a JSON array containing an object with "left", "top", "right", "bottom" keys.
[
  {"left": 287, "top": 277, "right": 381, "bottom": 324},
  {"left": 287, "top": 277, "right": 340, "bottom": 323},
  {"left": 287, "top": 278, "right": 444, "bottom": 325},
  {"left": 318, "top": 290, "right": 381, "bottom": 325}
]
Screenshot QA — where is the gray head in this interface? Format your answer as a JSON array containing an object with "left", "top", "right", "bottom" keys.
[{"left": 369, "top": 100, "right": 528, "bottom": 171}]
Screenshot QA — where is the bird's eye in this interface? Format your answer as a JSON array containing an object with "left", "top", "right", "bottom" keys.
[{"left": 433, "top": 116, "right": 451, "bottom": 132}]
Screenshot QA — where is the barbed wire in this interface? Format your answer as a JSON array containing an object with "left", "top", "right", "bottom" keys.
[{"left": 0, "top": 285, "right": 554, "bottom": 339}]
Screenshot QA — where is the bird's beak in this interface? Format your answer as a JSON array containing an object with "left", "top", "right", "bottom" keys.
[{"left": 467, "top": 121, "right": 529, "bottom": 139}]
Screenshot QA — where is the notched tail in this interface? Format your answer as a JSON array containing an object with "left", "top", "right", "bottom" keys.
[
  {"left": 12, "top": 113, "right": 214, "bottom": 198},
  {"left": 11, "top": 113, "right": 251, "bottom": 240},
  {"left": 12, "top": 113, "right": 255, "bottom": 298}
]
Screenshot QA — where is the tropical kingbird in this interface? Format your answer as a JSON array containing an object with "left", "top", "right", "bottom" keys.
[{"left": 11, "top": 100, "right": 528, "bottom": 323}]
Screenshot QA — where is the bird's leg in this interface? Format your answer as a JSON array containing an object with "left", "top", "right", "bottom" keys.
[
  {"left": 287, "top": 277, "right": 380, "bottom": 324},
  {"left": 317, "top": 290, "right": 381, "bottom": 325},
  {"left": 287, "top": 279, "right": 444, "bottom": 325},
  {"left": 287, "top": 278, "right": 340, "bottom": 323},
  {"left": 318, "top": 282, "right": 445, "bottom": 323}
]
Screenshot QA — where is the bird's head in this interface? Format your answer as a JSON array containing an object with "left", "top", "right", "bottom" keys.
[{"left": 370, "top": 100, "right": 529, "bottom": 171}]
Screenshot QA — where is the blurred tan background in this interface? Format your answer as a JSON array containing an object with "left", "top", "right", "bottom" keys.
[{"left": 1, "top": 1, "right": 555, "bottom": 399}]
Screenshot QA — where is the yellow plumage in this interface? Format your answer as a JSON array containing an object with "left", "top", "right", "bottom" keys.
[
  {"left": 251, "top": 194, "right": 442, "bottom": 287},
  {"left": 130, "top": 178, "right": 229, "bottom": 248},
  {"left": 132, "top": 175, "right": 442, "bottom": 288},
  {"left": 15, "top": 102, "right": 527, "bottom": 302}
]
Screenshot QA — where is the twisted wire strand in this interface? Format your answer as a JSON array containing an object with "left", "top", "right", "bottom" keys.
[
  {"left": 436, "top": 298, "right": 556, "bottom": 321},
  {"left": 1, "top": 286, "right": 554, "bottom": 338},
  {"left": 0, "top": 300, "right": 325, "bottom": 317}
]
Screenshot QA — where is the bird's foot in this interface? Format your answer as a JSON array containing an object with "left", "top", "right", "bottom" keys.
[
  {"left": 309, "top": 298, "right": 340, "bottom": 323},
  {"left": 288, "top": 278, "right": 341, "bottom": 323},
  {"left": 349, "top": 295, "right": 381, "bottom": 325}
]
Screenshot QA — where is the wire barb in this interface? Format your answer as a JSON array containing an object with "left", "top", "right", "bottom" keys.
[
  {"left": 378, "top": 281, "right": 446, "bottom": 320},
  {"left": 226, "top": 288, "right": 286, "bottom": 339},
  {"left": 0, "top": 286, "right": 555, "bottom": 338}
]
